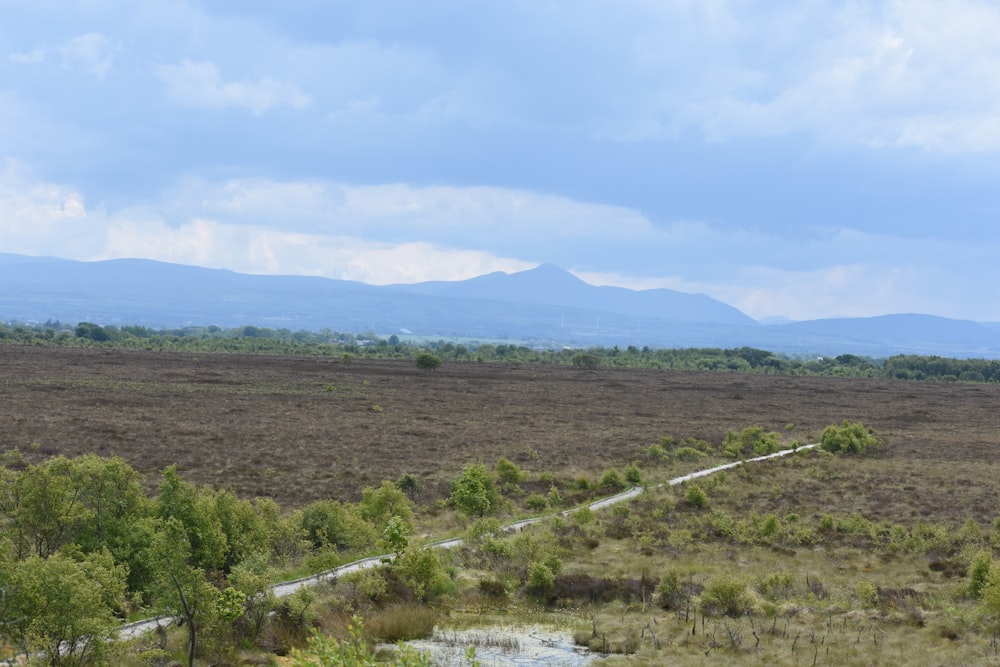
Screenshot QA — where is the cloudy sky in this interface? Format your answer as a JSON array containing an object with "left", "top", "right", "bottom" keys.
[{"left": 2, "top": 1, "right": 998, "bottom": 321}]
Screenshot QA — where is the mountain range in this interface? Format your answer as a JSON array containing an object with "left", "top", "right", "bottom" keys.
[{"left": 2, "top": 253, "right": 999, "bottom": 359}]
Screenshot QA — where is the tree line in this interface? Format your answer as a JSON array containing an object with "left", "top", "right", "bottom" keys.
[{"left": 2, "top": 320, "right": 1000, "bottom": 383}]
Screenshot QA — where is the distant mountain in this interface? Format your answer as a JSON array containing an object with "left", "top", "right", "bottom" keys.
[
  {"left": 757, "top": 315, "right": 795, "bottom": 326},
  {"left": 747, "top": 314, "right": 1000, "bottom": 359},
  {"left": 390, "top": 263, "right": 756, "bottom": 326},
  {"left": 2, "top": 253, "right": 999, "bottom": 358}
]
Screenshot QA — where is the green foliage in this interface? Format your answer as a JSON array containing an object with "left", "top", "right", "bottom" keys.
[
  {"left": 495, "top": 456, "right": 525, "bottom": 488},
  {"left": 450, "top": 463, "right": 501, "bottom": 516},
  {"left": 855, "top": 580, "right": 879, "bottom": 607},
  {"left": 380, "top": 515, "right": 410, "bottom": 555},
  {"left": 300, "top": 499, "right": 377, "bottom": 551},
  {"left": 623, "top": 463, "right": 642, "bottom": 485},
  {"left": 392, "top": 547, "right": 451, "bottom": 602},
  {"left": 156, "top": 465, "right": 227, "bottom": 571},
  {"left": 571, "top": 353, "right": 600, "bottom": 369},
  {"left": 359, "top": 480, "right": 415, "bottom": 533},
  {"left": 547, "top": 485, "right": 562, "bottom": 508},
  {"left": 290, "top": 616, "right": 432, "bottom": 667},
  {"left": 5, "top": 549, "right": 127, "bottom": 665},
  {"left": 700, "top": 575, "right": 753, "bottom": 617},
  {"left": 820, "top": 420, "right": 880, "bottom": 455},
  {"left": 657, "top": 569, "right": 688, "bottom": 610},
  {"left": 721, "top": 426, "right": 781, "bottom": 458},
  {"left": 415, "top": 352, "right": 442, "bottom": 369},
  {"left": 526, "top": 561, "right": 556, "bottom": 598},
  {"left": 525, "top": 494, "right": 549, "bottom": 512},
  {"left": 981, "top": 564, "right": 1000, "bottom": 625},
  {"left": 685, "top": 484, "right": 708, "bottom": 509},
  {"left": 599, "top": 467, "right": 626, "bottom": 490},
  {"left": 674, "top": 446, "right": 706, "bottom": 462},
  {"left": 968, "top": 549, "right": 994, "bottom": 599}
]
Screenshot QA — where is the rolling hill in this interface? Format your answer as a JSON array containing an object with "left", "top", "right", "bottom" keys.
[{"left": 2, "top": 253, "right": 998, "bottom": 358}]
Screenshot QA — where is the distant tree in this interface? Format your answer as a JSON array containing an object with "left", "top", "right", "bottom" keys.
[
  {"left": 415, "top": 352, "right": 442, "bottom": 369},
  {"left": 571, "top": 353, "right": 600, "bottom": 369}
]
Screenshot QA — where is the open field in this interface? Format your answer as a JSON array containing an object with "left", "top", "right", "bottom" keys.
[{"left": 1, "top": 344, "right": 998, "bottom": 514}]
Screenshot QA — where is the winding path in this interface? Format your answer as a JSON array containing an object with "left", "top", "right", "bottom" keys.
[{"left": 118, "top": 444, "right": 817, "bottom": 642}]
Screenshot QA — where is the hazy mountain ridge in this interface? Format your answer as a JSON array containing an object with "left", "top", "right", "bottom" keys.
[{"left": 2, "top": 254, "right": 999, "bottom": 358}]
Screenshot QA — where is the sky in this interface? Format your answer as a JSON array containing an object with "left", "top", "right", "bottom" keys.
[{"left": 1, "top": 1, "right": 999, "bottom": 322}]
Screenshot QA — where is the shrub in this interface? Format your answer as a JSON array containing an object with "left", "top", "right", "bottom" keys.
[
  {"left": 657, "top": 570, "right": 686, "bottom": 610},
  {"left": 527, "top": 562, "right": 556, "bottom": 598},
  {"left": 968, "top": 549, "right": 994, "bottom": 599},
  {"left": 820, "top": 420, "right": 880, "bottom": 455},
  {"left": 599, "top": 468, "right": 626, "bottom": 490},
  {"left": 700, "top": 575, "right": 753, "bottom": 617},
  {"left": 721, "top": 426, "right": 780, "bottom": 458},
  {"left": 855, "top": 580, "right": 879, "bottom": 607},
  {"left": 674, "top": 446, "right": 706, "bottom": 462},
  {"left": 623, "top": 463, "right": 642, "bottom": 485},
  {"left": 571, "top": 353, "right": 600, "bottom": 369},
  {"left": 414, "top": 352, "right": 442, "bottom": 369},
  {"left": 450, "top": 463, "right": 500, "bottom": 516},
  {"left": 525, "top": 494, "right": 548, "bottom": 512},
  {"left": 495, "top": 456, "right": 525, "bottom": 488},
  {"left": 685, "top": 484, "right": 708, "bottom": 509},
  {"left": 392, "top": 548, "right": 451, "bottom": 602},
  {"left": 547, "top": 485, "right": 562, "bottom": 508}
]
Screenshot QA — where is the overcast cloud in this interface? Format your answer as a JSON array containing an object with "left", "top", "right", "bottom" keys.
[{"left": 2, "top": 1, "right": 998, "bottom": 321}]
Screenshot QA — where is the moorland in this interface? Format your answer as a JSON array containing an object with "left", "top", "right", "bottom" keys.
[{"left": 1, "top": 342, "right": 1000, "bottom": 665}]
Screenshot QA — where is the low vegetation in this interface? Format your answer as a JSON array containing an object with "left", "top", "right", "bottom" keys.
[
  {"left": 1, "top": 339, "right": 999, "bottom": 664},
  {"left": 4, "top": 319, "right": 1000, "bottom": 382}
]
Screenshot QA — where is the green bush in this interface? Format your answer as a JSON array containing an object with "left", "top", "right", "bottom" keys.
[
  {"left": 599, "top": 468, "right": 626, "bottom": 490},
  {"left": 721, "top": 426, "right": 780, "bottom": 458},
  {"left": 819, "top": 420, "right": 880, "bottom": 455},
  {"left": 525, "top": 494, "right": 548, "bottom": 512},
  {"left": 674, "top": 446, "right": 706, "bottom": 462},
  {"left": 450, "top": 464, "right": 500, "bottom": 516},
  {"left": 685, "top": 484, "right": 708, "bottom": 509},
  {"left": 623, "top": 463, "right": 642, "bottom": 485},
  {"left": 527, "top": 562, "right": 556, "bottom": 598},
  {"left": 414, "top": 353, "right": 442, "bottom": 369},
  {"left": 700, "top": 575, "right": 753, "bottom": 617},
  {"left": 495, "top": 456, "right": 525, "bottom": 488}
]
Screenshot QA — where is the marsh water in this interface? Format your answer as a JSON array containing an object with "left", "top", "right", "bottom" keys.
[{"left": 397, "top": 625, "right": 596, "bottom": 666}]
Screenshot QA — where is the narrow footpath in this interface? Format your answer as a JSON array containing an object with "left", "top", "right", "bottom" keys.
[{"left": 119, "top": 444, "right": 817, "bottom": 642}]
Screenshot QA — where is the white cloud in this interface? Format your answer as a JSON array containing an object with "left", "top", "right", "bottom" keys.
[
  {"left": 58, "top": 33, "right": 116, "bottom": 78},
  {"left": 8, "top": 33, "right": 115, "bottom": 77},
  {"left": 97, "top": 217, "right": 533, "bottom": 284},
  {"left": 1, "top": 160, "right": 997, "bottom": 321},
  {"left": 155, "top": 60, "right": 311, "bottom": 114},
  {"left": 154, "top": 177, "right": 654, "bottom": 247},
  {"left": 9, "top": 49, "right": 45, "bottom": 65},
  {"left": 586, "top": 1, "right": 1000, "bottom": 152}
]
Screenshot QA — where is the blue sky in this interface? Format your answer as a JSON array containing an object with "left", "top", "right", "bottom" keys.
[{"left": 2, "top": 1, "right": 998, "bottom": 321}]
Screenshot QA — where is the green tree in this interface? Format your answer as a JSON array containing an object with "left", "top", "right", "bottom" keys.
[
  {"left": 359, "top": 481, "right": 415, "bottom": 534},
  {"left": 147, "top": 516, "right": 220, "bottom": 667},
  {"left": 6, "top": 550, "right": 127, "bottom": 665},
  {"left": 155, "top": 465, "right": 227, "bottom": 572},
  {"left": 300, "top": 500, "right": 377, "bottom": 552},
  {"left": 450, "top": 464, "right": 501, "bottom": 516}
]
